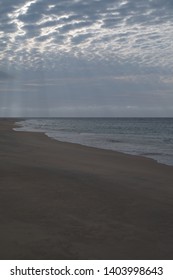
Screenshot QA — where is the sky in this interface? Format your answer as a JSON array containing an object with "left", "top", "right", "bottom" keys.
[{"left": 0, "top": 0, "right": 173, "bottom": 117}]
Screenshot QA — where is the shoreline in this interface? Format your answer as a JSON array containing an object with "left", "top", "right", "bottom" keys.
[
  {"left": 14, "top": 118, "right": 173, "bottom": 166},
  {"left": 0, "top": 118, "right": 173, "bottom": 259}
]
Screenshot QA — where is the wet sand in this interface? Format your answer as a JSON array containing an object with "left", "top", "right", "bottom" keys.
[{"left": 0, "top": 118, "right": 173, "bottom": 259}]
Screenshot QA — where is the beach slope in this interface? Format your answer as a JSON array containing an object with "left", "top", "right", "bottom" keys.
[{"left": 0, "top": 119, "right": 173, "bottom": 259}]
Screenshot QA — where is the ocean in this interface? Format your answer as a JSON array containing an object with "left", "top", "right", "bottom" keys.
[{"left": 14, "top": 118, "right": 173, "bottom": 166}]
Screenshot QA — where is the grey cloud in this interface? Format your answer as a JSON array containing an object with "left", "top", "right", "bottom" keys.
[
  {"left": 1, "top": 0, "right": 172, "bottom": 41},
  {"left": 18, "top": 12, "right": 42, "bottom": 24},
  {"left": 22, "top": 24, "right": 40, "bottom": 38},
  {"left": 0, "top": 22, "right": 17, "bottom": 33},
  {"left": 0, "top": 2, "right": 20, "bottom": 15},
  {"left": 0, "top": 70, "right": 13, "bottom": 80},
  {"left": 39, "top": 20, "right": 58, "bottom": 29},
  {"left": 59, "top": 20, "right": 93, "bottom": 34},
  {"left": 35, "top": 34, "right": 51, "bottom": 42},
  {"left": 101, "top": 17, "right": 124, "bottom": 28},
  {"left": 0, "top": 0, "right": 26, "bottom": 20},
  {"left": 71, "top": 33, "right": 92, "bottom": 45},
  {"left": 102, "top": 0, "right": 173, "bottom": 29},
  {"left": 0, "top": 0, "right": 173, "bottom": 82}
]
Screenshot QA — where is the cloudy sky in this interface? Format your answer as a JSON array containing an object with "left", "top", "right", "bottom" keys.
[{"left": 0, "top": 0, "right": 173, "bottom": 117}]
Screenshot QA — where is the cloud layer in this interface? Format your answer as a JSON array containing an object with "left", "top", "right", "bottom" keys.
[
  {"left": 0, "top": 0, "right": 173, "bottom": 116},
  {"left": 1, "top": 0, "right": 173, "bottom": 69}
]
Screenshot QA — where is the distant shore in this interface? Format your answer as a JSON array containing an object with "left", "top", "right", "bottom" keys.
[{"left": 0, "top": 118, "right": 173, "bottom": 259}]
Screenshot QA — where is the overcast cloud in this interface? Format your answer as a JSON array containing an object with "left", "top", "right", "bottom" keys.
[{"left": 0, "top": 0, "right": 173, "bottom": 117}]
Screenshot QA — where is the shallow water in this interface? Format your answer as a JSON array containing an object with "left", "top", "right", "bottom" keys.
[{"left": 14, "top": 118, "right": 173, "bottom": 166}]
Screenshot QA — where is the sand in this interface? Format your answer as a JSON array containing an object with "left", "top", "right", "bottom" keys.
[{"left": 0, "top": 118, "right": 173, "bottom": 260}]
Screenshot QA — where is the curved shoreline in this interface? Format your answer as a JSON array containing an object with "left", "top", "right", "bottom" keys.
[{"left": 14, "top": 118, "right": 173, "bottom": 167}]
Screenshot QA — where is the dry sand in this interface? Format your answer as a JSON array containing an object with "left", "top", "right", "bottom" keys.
[{"left": 0, "top": 118, "right": 173, "bottom": 259}]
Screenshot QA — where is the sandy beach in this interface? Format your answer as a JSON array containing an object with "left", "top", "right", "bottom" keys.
[{"left": 0, "top": 118, "right": 173, "bottom": 260}]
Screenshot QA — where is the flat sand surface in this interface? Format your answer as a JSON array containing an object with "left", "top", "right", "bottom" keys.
[{"left": 0, "top": 118, "right": 173, "bottom": 259}]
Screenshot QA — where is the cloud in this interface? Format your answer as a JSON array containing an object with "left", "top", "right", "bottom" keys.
[
  {"left": 0, "top": 70, "right": 13, "bottom": 80},
  {"left": 0, "top": 0, "right": 173, "bottom": 117},
  {"left": 0, "top": 0, "right": 172, "bottom": 70}
]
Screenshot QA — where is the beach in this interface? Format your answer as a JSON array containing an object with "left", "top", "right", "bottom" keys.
[{"left": 0, "top": 118, "right": 173, "bottom": 260}]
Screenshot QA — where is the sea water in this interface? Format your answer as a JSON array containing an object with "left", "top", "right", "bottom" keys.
[{"left": 14, "top": 118, "right": 173, "bottom": 166}]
